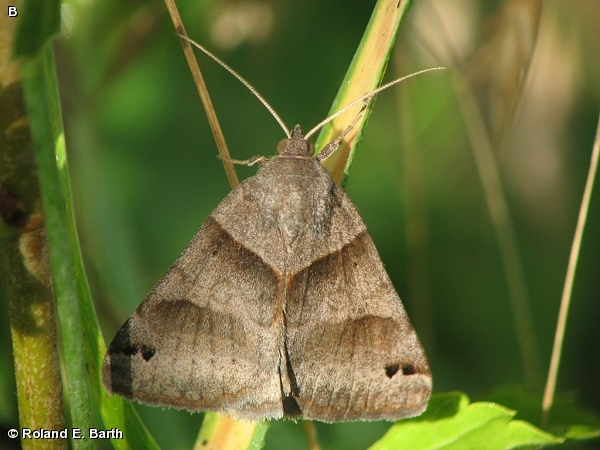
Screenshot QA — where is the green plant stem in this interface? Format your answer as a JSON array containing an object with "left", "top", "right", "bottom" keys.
[{"left": 21, "top": 43, "right": 95, "bottom": 450}]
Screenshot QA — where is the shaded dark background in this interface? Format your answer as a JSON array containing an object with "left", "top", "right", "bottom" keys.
[{"left": 1, "top": 0, "right": 599, "bottom": 448}]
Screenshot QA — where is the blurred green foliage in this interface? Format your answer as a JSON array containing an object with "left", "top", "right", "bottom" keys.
[{"left": 2, "top": 0, "right": 599, "bottom": 448}]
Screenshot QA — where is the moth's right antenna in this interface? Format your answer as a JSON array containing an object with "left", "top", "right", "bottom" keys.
[
  {"left": 305, "top": 66, "right": 445, "bottom": 140},
  {"left": 178, "top": 34, "right": 291, "bottom": 139}
]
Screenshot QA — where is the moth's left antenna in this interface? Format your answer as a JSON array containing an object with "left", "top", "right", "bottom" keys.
[{"left": 178, "top": 34, "right": 291, "bottom": 139}]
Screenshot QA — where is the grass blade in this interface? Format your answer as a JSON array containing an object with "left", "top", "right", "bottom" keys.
[
  {"left": 22, "top": 43, "right": 95, "bottom": 450},
  {"left": 315, "top": 0, "right": 413, "bottom": 186}
]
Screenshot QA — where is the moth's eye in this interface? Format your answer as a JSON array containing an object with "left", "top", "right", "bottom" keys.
[
  {"left": 307, "top": 141, "right": 315, "bottom": 157},
  {"left": 277, "top": 139, "right": 289, "bottom": 154}
]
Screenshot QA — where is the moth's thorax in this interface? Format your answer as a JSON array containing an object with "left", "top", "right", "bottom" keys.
[
  {"left": 209, "top": 130, "right": 345, "bottom": 274},
  {"left": 256, "top": 155, "right": 335, "bottom": 250}
]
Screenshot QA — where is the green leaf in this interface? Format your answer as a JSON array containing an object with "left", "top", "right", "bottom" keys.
[
  {"left": 368, "top": 393, "right": 563, "bottom": 450},
  {"left": 13, "top": 0, "right": 62, "bottom": 58},
  {"left": 486, "top": 385, "right": 600, "bottom": 441},
  {"left": 563, "top": 424, "right": 600, "bottom": 441}
]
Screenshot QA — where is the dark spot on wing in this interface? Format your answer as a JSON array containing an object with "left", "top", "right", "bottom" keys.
[
  {"left": 402, "top": 364, "right": 416, "bottom": 375},
  {"left": 141, "top": 345, "right": 155, "bottom": 361},
  {"left": 385, "top": 363, "right": 400, "bottom": 378},
  {"left": 385, "top": 363, "right": 417, "bottom": 378},
  {"left": 120, "top": 344, "right": 139, "bottom": 357}
]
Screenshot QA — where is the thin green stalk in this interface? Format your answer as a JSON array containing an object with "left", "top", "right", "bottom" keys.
[
  {"left": 541, "top": 112, "right": 600, "bottom": 427},
  {"left": 22, "top": 43, "right": 95, "bottom": 450}
]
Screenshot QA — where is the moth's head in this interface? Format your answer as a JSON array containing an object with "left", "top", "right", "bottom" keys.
[{"left": 277, "top": 124, "right": 315, "bottom": 158}]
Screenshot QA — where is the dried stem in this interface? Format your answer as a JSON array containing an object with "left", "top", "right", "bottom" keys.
[
  {"left": 163, "top": 0, "right": 239, "bottom": 189},
  {"left": 541, "top": 112, "right": 600, "bottom": 427}
]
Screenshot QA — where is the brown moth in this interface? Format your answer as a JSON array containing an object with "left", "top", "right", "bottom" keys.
[{"left": 103, "top": 40, "right": 436, "bottom": 422}]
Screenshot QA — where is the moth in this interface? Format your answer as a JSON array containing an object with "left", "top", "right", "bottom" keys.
[{"left": 102, "top": 38, "right": 438, "bottom": 423}]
